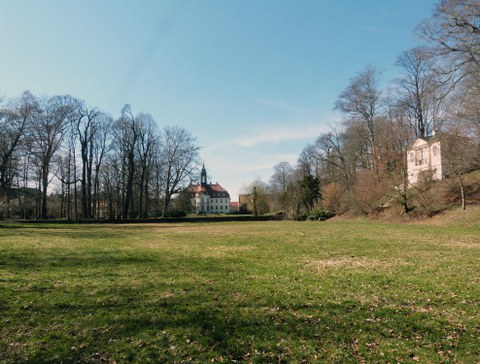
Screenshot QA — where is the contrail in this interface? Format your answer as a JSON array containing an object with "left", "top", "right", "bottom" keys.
[{"left": 114, "top": 0, "right": 191, "bottom": 108}]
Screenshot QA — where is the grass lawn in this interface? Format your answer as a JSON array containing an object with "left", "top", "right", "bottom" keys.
[{"left": 0, "top": 220, "right": 479, "bottom": 363}]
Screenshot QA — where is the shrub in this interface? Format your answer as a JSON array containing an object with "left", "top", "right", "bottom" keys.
[
  {"left": 411, "top": 171, "right": 440, "bottom": 217},
  {"left": 163, "top": 209, "right": 187, "bottom": 218},
  {"left": 297, "top": 208, "right": 335, "bottom": 221},
  {"left": 322, "top": 182, "right": 349, "bottom": 214}
]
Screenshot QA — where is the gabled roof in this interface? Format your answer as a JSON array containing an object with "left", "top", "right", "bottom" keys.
[
  {"left": 189, "top": 183, "right": 230, "bottom": 198},
  {"left": 407, "top": 134, "right": 441, "bottom": 151}
]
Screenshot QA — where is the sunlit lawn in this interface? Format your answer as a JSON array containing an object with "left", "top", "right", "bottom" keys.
[{"left": 0, "top": 221, "right": 479, "bottom": 363}]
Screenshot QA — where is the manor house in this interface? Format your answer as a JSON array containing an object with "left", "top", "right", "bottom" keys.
[{"left": 188, "top": 165, "right": 231, "bottom": 213}]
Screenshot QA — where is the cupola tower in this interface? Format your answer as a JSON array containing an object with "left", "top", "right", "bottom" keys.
[{"left": 201, "top": 164, "right": 207, "bottom": 186}]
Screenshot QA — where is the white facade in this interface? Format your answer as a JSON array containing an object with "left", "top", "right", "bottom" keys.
[
  {"left": 189, "top": 165, "right": 231, "bottom": 213},
  {"left": 194, "top": 192, "right": 230, "bottom": 213},
  {"left": 407, "top": 137, "right": 443, "bottom": 185}
]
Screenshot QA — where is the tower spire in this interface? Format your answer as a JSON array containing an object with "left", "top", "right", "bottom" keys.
[{"left": 201, "top": 163, "right": 207, "bottom": 186}]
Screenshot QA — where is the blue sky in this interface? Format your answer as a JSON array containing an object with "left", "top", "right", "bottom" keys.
[{"left": 0, "top": 0, "right": 436, "bottom": 199}]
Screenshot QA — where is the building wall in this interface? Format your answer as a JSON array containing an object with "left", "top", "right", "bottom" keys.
[
  {"left": 407, "top": 139, "right": 442, "bottom": 184},
  {"left": 194, "top": 193, "right": 230, "bottom": 213},
  {"left": 208, "top": 196, "right": 230, "bottom": 213},
  {"left": 194, "top": 193, "right": 209, "bottom": 213}
]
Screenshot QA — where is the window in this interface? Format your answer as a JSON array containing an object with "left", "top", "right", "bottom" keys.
[
  {"left": 410, "top": 152, "right": 414, "bottom": 162},
  {"left": 416, "top": 149, "right": 424, "bottom": 165}
]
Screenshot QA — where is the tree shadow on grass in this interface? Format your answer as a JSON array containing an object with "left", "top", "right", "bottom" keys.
[
  {"left": 5, "top": 278, "right": 469, "bottom": 363},
  {"left": 0, "top": 253, "right": 157, "bottom": 271},
  {"left": 1, "top": 252, "right": 477, "bottom": 363},
  {"left": 51, "top": 294, "right": 464, "bottom": 363}
]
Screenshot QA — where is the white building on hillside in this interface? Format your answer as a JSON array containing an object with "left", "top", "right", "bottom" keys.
[{"left": 407, "top": 134, "right": 444, "bottom": 185}]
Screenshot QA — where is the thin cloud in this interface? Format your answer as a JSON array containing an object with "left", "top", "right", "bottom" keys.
[
  {"left": 232, "top": 125, "right": 327, "bottom": 147},
  {"left": 199, "top": 148, "right": 299, "bottom": 196},
  {"left": 256, "top": 98, "right": 319, "bottom": 114},
  {"left": 115, "top": 0, "right": 190, "bottom": 103},
  {"left": 232, "top": 154, "right": 298, "bottom": 174}
]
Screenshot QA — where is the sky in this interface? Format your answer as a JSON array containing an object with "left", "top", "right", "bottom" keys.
[{"left": 0, "top": 0, "right": 437, "bottom": 200}]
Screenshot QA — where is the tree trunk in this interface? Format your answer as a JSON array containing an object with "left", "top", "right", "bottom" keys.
[
  {"left": 138, "top": 167, "right": 145, "bottom": 218},
  {"left": 87, "top": 139, "right": 94, "bottom": 218},
  {"left": 41, "top": 165, "right": 49, "bottom": 219},
  {"left": 123, "top": 164, "right": 135, "bottom": 219},
  {"left": 73, "top": 162, "right": 78, "bottom": 220},
  {"left": 93, "top": 165, "right": 100, "bottom": 219},
  {"left": 162, "top": 193, "right": 170, "bottom": 217}
]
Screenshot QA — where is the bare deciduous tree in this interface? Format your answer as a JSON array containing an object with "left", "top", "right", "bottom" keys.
[
  {"left": 441, "top": 126, "right": 479, "bottom": 210},
  {"left": 75, "top": 102, "right": 101, "bottom": 219},
  {"left": 297, "top": 144, "right": 321, "bottom": 177},
  {"left": 91, "top": 113, "right": 112, "bottom": 218},
  {"left": 112, "top": 104, "right": 143, "bottom": 218},
  {"left": 418, "top": 0, "right": 480, "bottom": 90},
  {"left": 335, "top": 65, "right": 383, "bottom": 172},
  {"left": 160, "top": 126, "right": 200, "bottom": 217},
  {"left": 29, "top": 95, "right": 77, "bottom": 219},
  {"left": 135, "top": 113, "right": 158, "bottom": 218},
  {"left": 316, "top": 129, "right": 353, "bottom": 189},
  {"left": 270, "top": 161, "right": 293, "bottom": 193},
  {"left": 240, "top": 180, "right": 270, "bottom": 216},
  {"left": 395, "top": 47, "right": 446, "bottom": 138},
  {"left": 0, "top": 91, "right": 37, "bottom": 216}
]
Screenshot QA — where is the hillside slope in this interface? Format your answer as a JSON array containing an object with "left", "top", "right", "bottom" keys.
[{"left": 417, "top": 205, "right": 480, "bottom": 227}]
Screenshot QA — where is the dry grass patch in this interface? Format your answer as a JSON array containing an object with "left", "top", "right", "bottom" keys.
[
  {"left": 439, "top": 236, "right": 480, "bottom": 248},
  {"left": 307, "top": 256, "right": 407, "bottom": 271}
]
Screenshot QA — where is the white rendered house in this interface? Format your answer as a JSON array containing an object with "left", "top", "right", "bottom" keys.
[{"left": 407, "top": 135, "right": 443, "bottom": 185}]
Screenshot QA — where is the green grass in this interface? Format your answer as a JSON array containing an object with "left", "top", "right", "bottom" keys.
[{"left": 1, "top": 221, "right": 479, "bottom": 363}]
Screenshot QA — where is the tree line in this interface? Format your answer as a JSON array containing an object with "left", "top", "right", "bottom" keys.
[
  {"left": 246, "top": 0, "right": 480, "bottom": 218},
  {"left": 0, "top": 93, "right": 200, "bottom": 220}
]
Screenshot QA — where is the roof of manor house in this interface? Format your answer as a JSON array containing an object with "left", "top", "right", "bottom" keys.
[{"left": 189, "top": 183, "right": 230, "bottom": 198}]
